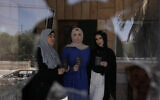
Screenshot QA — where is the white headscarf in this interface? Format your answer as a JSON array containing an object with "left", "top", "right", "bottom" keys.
[
  {"left": 39, "top": 29, "right": 61, "bottom": 69},
  {"left": 66, "top": 27, "right": 88, "bottom": 50}
]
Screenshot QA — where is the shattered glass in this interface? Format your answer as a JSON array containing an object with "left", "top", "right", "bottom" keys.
[{"left": 0, "top": 0, "right": 159, "bottom": 100}]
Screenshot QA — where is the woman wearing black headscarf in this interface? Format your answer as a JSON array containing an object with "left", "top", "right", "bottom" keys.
[{"left": 89, "top": 31, "right": 116, "bottom": 100}]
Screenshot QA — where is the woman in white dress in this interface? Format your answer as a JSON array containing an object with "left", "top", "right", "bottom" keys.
[{"left": 89, "top": 31, "right": 116, "bottom": 100}]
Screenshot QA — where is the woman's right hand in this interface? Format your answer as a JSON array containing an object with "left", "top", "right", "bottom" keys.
[
  {"left": 73, "top": 64, "right": 79, "bottom": 72},
  {"left": 58, "top": 68, "right": 65, "bottom": 75},
  {"left": 100, "top": 61, "right": 108, "bottom": 67}
]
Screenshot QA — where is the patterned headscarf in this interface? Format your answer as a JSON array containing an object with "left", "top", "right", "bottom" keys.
[{"left": 39, "top": 29, "right": 61, "bottom": 69}]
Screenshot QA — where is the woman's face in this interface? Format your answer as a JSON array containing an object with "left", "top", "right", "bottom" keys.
[
  {"left": 72, "top": 31, "right": 83, "bottom": 43},
  {"left": 47, "top": 32, "right": 55, "bottom": 46},
  {"left": 95, "top": 34, "right": 104, "bottom": 47}
]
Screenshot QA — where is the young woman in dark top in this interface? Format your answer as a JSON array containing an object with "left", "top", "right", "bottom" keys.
[
  {"left": 89, "top": 31, "right": 116, "bottom": 100},
  {"left": 22, "top": 29, "right": 65, "bottom": 100}
]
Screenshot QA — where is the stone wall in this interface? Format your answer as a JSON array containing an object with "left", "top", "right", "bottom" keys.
[{"left": 0, "top": 61, "right": 33, "bottom": 70}]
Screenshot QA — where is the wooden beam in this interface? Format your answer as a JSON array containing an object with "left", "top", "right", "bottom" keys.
[
  {"left": 57, "top": 0, "right": 65, "bottom": 19},
  {"left": 72, "top": 1, "right": 82, "bottom": 19},
  {"left": 82, "top": 1, "right": 90, "bottom": 19},
  {"left": 64, "top": 0, "right": 73, "bottom": 19},
  {"left": 90, "top": 1, "right": 98, "bottom": 19}
]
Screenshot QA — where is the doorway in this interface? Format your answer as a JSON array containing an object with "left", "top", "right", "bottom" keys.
[{"left": 57, "top": 20, "right": 97, "bottom": 56}]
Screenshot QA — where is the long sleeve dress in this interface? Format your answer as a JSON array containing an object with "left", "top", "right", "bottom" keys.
[
  {"left": 89, "top": 47, "right": 116, "bottom": 100},
  {"left": 22, "top": 47, "right": 62, "bottom": 100},
  {"left": 62, "top": 47, "right": 90, "bottom": 100}
]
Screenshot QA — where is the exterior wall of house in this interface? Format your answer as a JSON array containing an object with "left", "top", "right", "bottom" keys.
[{"left": 41, "top": 0, "right": 158, "bottom": 50}]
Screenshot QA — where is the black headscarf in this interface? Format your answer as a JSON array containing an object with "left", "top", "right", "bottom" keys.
[{"left": 94, "top": 31, "right": 109, "bottom": 56}]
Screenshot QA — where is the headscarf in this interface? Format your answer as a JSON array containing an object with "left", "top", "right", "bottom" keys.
[
  {"left": 39, "top": 29, "right": 61, "bottom": 69},
  {"left": 66, "top": 27, "right": 88, "bottom": 50}
]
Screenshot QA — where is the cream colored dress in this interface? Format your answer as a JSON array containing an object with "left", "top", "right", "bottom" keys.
[{"left": 90, "top": 70, "right": 105, "bottom": 100}]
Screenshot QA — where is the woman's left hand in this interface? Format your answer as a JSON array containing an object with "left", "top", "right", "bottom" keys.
[
  {"left": 65, "top": 66, "right": 70, "bottom": 72},
  {"left": 73, "top": 64, "right": 79, "bottom": 72}
]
